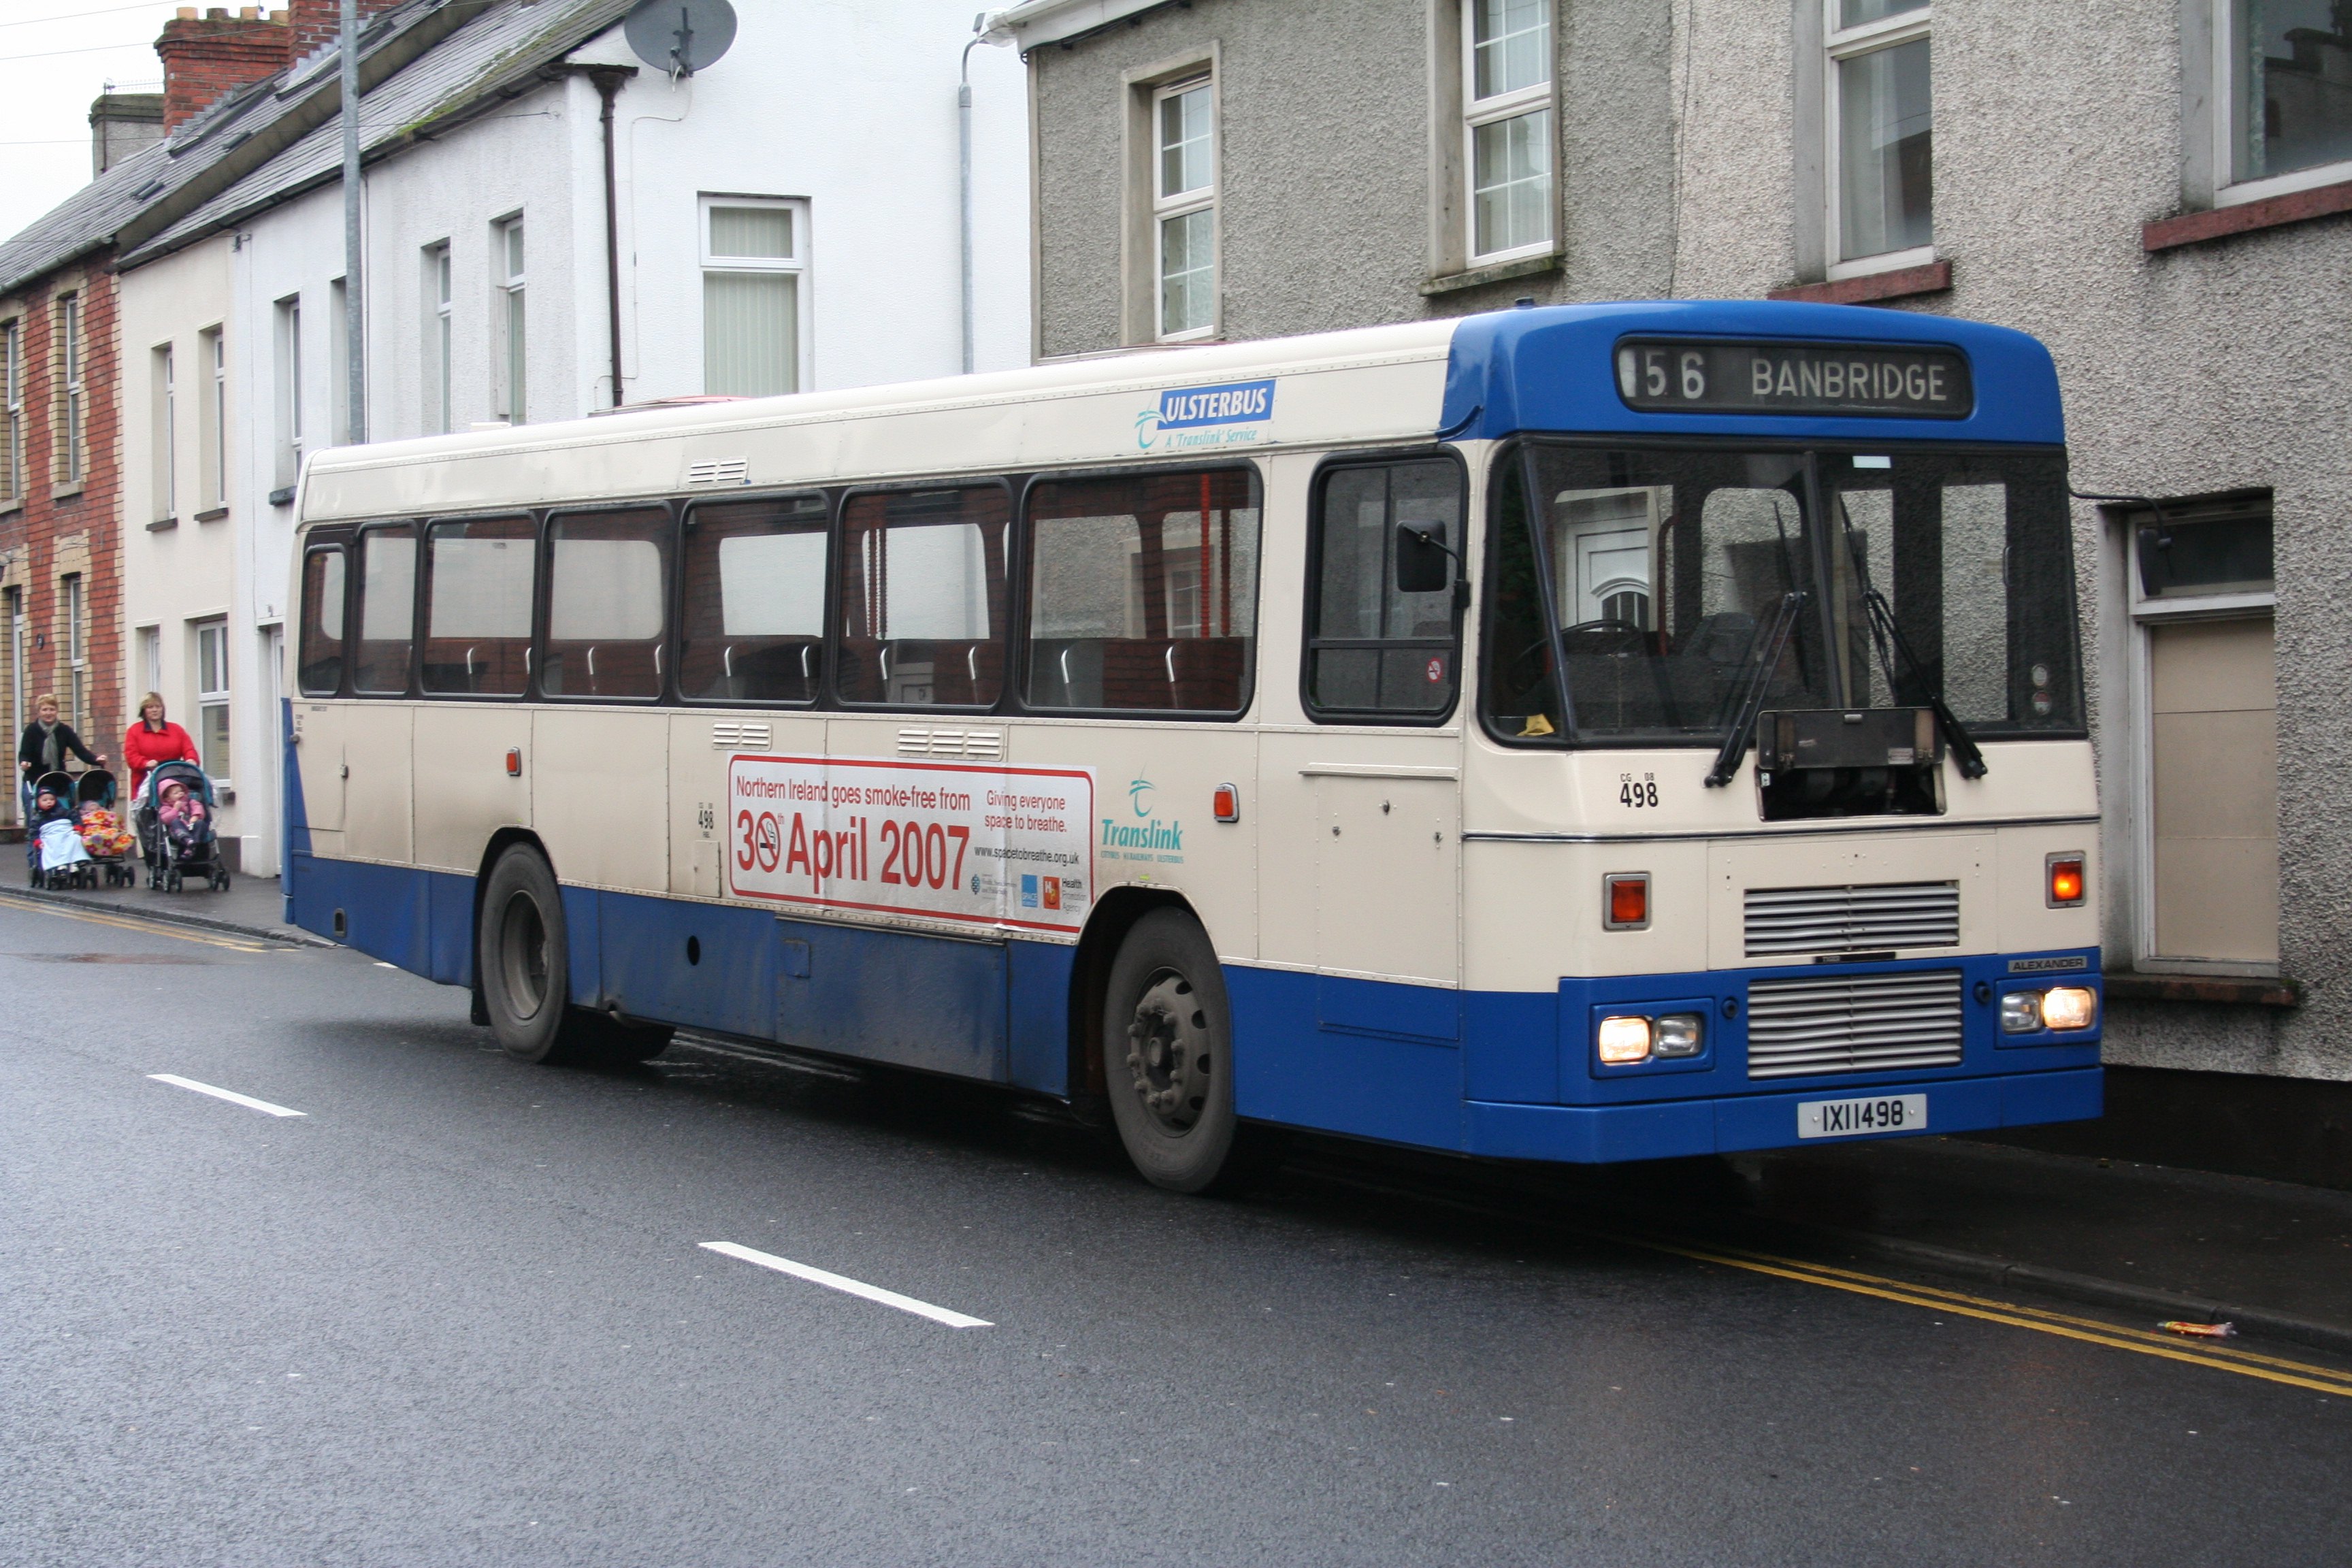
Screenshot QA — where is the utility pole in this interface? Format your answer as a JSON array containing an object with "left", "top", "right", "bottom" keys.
[{"left": 340, "top": 0, "right": 364, "bottom": 444}]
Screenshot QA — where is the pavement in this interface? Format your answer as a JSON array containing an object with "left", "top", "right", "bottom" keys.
[
  {"left": 7, "top": 897, "right": 2352, "bottom": 1565},
  {"left": 11, "top": 868, "right": 2352, "bottom": 1358}
]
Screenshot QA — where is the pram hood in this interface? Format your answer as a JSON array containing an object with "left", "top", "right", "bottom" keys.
[
  {"left": 75, "top": 770, "right": 116, "bottom": 808},
  {"left": 142, "top": 760, "right": 217, "bottom": 812}
]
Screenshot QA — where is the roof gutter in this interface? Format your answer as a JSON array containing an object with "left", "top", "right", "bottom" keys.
[{"left": 983, "top": 0, "right": 1177, "bottom": 50}]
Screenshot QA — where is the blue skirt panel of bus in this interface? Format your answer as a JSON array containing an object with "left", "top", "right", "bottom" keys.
[
  {"left": 286, "top": 854, "right": 1077, "bottom": 1095},
  {"left": 1463, "top": 1068, "right": 2102, "bottom": 1163}
]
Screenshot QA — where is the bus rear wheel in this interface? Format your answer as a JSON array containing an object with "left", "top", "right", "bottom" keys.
[
  {"left": 477, "top": 846, "right": 670, "bottom": 1066},
  {"left": 1102, "top": 909, "right": 1262, "bottom": 1194}
]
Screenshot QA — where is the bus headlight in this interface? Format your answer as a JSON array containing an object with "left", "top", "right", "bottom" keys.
[
  {"left": 2040, "top": 986, "right": 2098, "bottom": 1030},
  {"left": 1654, "top": 1013, "right": 1704, "bottom": 1058},
  {"left": 2000, "top": 992, "right": 2044, "bottom": 1034},
  {"left": 1597, "top": 1015, "right": 1654, "bottom": 1064}
]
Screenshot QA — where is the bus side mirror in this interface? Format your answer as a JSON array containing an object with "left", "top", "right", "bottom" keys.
[{"left": 1396, "top": 523, "right": 1452, "bottom": 594}]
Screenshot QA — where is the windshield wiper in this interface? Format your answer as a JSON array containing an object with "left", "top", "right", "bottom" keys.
[
  {"left": 1706, "top": 590, "right": 1808, "bottom": 788},
  {"left": 1859, "top": 588, "right": 1989, "bottom": 779}
]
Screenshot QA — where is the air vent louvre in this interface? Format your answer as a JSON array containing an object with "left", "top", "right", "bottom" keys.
[
  {"left": 1745, "top": 881, "right": 1959, "bottom": 957},
  {"left": 1746, "top": 970, "right": 1965, "bottom": 1080}
]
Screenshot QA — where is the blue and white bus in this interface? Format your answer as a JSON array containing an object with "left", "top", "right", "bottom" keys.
[{"left": 284, "top": 301, "right": 2101, "bottom": 1192}]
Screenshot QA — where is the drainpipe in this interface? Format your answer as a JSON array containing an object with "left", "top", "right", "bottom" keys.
[
  {"left": 958, "top": 14, "right": 991, "bottom": 376},
  {"left": 589, "top": 67, "right": 632, "bottom": 407},
  {"left": 340, "top": 0, "right": 364, "bottom": 443}
]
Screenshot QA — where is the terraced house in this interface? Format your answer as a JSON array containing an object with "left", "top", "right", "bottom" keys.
[{"left": 995, "top": 0, "right": 2352, "bottom": 1179}]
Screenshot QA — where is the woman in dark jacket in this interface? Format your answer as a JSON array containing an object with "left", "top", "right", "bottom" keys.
[{"left": 17, "top": 693, "right": 103, "bottom": 819}]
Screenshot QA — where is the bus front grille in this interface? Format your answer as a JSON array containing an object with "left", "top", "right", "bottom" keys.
[
  {"left": 1744, "top": 970, "right": 1965, "bottom": 1079},
  {"left": 1744, "top": 881, "right": 1960, "bottom": 957}
]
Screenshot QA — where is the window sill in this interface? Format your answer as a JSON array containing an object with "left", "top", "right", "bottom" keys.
[
  {"left": 1767, "top": 259, "right": 1952, "bottom": 306},
  {"left": 194, "top": 506, "right": 228, "bottom": 523},
  {"left": 1421, "top": 251, "right": 1561, "bottom": 297},
  {"left": 267, "top": 487, "right": 296, "bottom": 508},
  {"left": 2104, "top": 970, "right": 2301, "bottom": 1008},
  {"left": 147, "top": 516, "right": 178, "bottom": 532},
  {"left": 50, "top": 483, "right": 84, "bottom": 502},
  {"left": 2142, "top": 178, "right": 2352, "bottom": 252}
]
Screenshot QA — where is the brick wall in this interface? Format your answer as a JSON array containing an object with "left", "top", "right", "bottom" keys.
[
  {"left": 157, "top": 8, "right": 290, "bottom": 131},
  {"left": 0, "top": 260, "right": 127, "bottom": 791},
  {"left": 286, "top": 0, "right": 402, "bottom": 68}
]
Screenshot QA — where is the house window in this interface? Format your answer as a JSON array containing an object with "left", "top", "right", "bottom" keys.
[
  {"left": 274, "top": 295, "right": 302, "bottom": 493},
  {"left": 2, "top": 318, "right": 20, "bottom": 505},
  {"left": 329, "top": 277, "right": 350, "bottom": 445},
  {"left": 61, "top": 573, "right": 86, "bottom": 730},
  {"left": 1827, "top": 0, "right": 1933, "bottom": 270},
  {"left": 1153, "top": 78, "right": 1217, "bottom": 340},
  {"left": 136, "top": 623, "right": 161, "bottom": 701},
  {"left": 496, "top": 216, "right": 525, "bottom": 424},
  {"left": 702, "top": 197, "right": 805, "bottom": 397},
  {"left": 194, "top": 617, "right": 231, "bottom": 781},
  {"left": 198, "top": 326, "right": 225, "bottom": 512},
  {"left": 424, "top": 241, "right": 452, "bottom": 434},
  {"left": 57, "top": 293, "right": 84, "bottom": 486},
  {"left": 1463, "top": 0, "right": 1554, "bottom": 262},
  {"left": 2123, "top": 495, "right": 2278, "bottom": 972},
  {"left": 154, "top": 344, "right": 177, "bottom": 521},
  {"left": 2223, "top": 0, "right": 2352, "bottom": 194}
]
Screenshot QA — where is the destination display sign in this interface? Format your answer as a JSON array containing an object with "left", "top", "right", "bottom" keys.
[
  {"left": 1614, "top": 338, "right": 1974, "bottom": 419},
  {"left": 726, "top": 754, "right": 1094, "bottom": 934}
]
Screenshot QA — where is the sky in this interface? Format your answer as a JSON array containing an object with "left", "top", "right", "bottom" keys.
[{"left": 0, "top": 1, "right": 197, "bottom": 240}]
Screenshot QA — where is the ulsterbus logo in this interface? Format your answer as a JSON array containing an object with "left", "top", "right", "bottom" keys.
[{"left": 1135, "top": 378, "right": 1276, "bottom": 451}]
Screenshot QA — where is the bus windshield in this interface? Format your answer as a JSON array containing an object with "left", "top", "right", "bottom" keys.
[{"left": 1481, "top": 442, "right": 2082, "bottom": 747}]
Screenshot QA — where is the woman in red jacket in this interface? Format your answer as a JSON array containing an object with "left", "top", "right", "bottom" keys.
[{"left": 123, "top": 691, "right": 199, "bottom": 797}]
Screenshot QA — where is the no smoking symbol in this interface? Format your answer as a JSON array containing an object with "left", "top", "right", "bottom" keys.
[{"left": 753, "top": 812, "right": 782, "bottom": 872}]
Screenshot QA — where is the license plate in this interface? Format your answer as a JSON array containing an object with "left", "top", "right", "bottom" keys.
[{"left": 1797, "top": 1093, "right": 1927, "bottom": 1139}]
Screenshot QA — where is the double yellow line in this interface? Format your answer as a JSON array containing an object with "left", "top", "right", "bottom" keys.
[
  {"left": 4, "top": 896, "right": 275, "bottom": 953},
  {"left": 1632, "top": 1232, "right": 2352, "bottom": 1398}
]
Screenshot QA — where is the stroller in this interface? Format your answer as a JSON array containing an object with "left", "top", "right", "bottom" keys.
[
  {"left": 139, "top": 760, "right": 232, "bottom": 894},
  {"left": 27, "top": 770, "right": 95, "bottom": 890},
  {"left": 74, "top": 770, "right": 137, "bottom": 887}
]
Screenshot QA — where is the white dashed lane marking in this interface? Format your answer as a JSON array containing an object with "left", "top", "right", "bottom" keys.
[
  {"left": 148, "top": 1073, "right": 306, "bottom": 1118},
  {"left": 700, "top": 1241, "right": 992, "bottom": 1328}
]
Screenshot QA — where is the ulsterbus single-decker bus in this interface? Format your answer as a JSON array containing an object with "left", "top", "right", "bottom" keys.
[{"left": 283, "top": 299, "right": 2101, "bottom": 1194}]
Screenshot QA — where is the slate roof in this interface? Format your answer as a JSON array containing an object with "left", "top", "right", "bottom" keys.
[
  {"left": 127, "top": 0, "right": 634, "bottom": 267},
  {"left": 0, "top": 0, "right": 632, "bottom": 293}
]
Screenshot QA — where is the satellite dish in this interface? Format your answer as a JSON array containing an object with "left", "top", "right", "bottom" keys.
[{"left": 623, "top": 0, "right": 736, "bottom": 77}]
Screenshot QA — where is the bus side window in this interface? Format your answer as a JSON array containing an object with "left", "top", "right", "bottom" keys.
[
  {"left": 679, "top": 493, "right": 827, "bottom": 704},
  {"left": 836, "top": 484, "right": 1010, "bottom": 708},
  {"left": 542, "top": 507, "right": 670, "bottom": 701},
  {"left": 421, "top": 516, "right": 537, "bottom": 697},
  {"left": 1303, "top": 457, "right": 1460, "bottom": 719},
  {"left": 1023, "top": 468, "right": 1260, "bottom": 713},
  {"left": 296, "top": 546, "right": 346, "bottom": 696},
  {"left": 351, "top": 525, "right": 416, "bottom": 695}
]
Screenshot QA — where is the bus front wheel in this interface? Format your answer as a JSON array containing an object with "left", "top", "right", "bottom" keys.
[
  {"left": 476, "top": 846, "right": 677, "bottom": 1066},
  {"left": 1102, "top": 909, "right": 1262, "bottom": 1194}
]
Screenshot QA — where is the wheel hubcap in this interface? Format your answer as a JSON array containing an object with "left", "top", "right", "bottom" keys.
[
  {"left": 500, "top": 890, "right": 549, "bottom": 1022},
  {"left": 1124, "top": 968, "right": 1211, "bottom": 1134}
]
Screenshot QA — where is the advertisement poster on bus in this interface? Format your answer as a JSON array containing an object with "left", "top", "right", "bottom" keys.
[{"left": 726, "top": 755, "right": 1094, "bottom": 934}]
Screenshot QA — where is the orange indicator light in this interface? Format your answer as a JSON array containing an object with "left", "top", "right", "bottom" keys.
[
  {"left": 1605, "top": 874, "right": 1649, "bottom": 930},
  {"left": 2048, "top": 853, "right": 2085, "bottom": 907}
]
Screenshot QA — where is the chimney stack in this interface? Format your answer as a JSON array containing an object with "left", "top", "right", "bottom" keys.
[
  {"left": 91, "top": 93, "right": 166, "bottom": 176},
  {"left": 154, "top": 7, "right": 291, "bottom": 132},
  {"left": 286, "top": 0, "right": 402, "bottom": 67}
]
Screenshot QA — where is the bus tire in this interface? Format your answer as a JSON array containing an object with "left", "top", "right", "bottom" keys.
[
  {"left": 478, "top": 846, "right": 586, "bottom": 1065},
  {"left": 1102, "top": 909, "right": 1255, "bottom": 1194}
]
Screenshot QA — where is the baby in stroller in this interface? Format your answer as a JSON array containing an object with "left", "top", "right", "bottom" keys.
[
  {"left": 25, "top": 779, "right": 93, "bottom": 889},
  {"left": 75, "top": 772, "right": 137, "bottom": 887},
  {"left": 141, "top": 762, "right": 230, "bottom": 892}
]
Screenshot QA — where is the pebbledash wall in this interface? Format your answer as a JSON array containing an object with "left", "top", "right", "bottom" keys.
[{"left": 1006, "top": 0, "right": 2352, "bottom": 1115}]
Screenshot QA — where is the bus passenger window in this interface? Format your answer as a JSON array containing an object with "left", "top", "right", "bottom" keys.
[
  {"left": 296, "top": 547, "right": 346, "bottom": 696},
  {"left": 542, "top": 508, "right": 670, "bottom": 700},
  {"left": 351, "top": 525, "right": 416, "bottom": 694},
  {"left": 421, "top": 516, "right": 536, "bottom": 696},
  {"left": 1023, "top": 468, "right": 1260, "bottom": 713},
  {"left": 1305, "top": 459, "right": 1460, "bottom": 719},
  {"left": 836, "top": 485, "right": 1010, "bottom": 708},
  {"left": 679, "top": 493, "right": 826, "bottom": 704}
]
